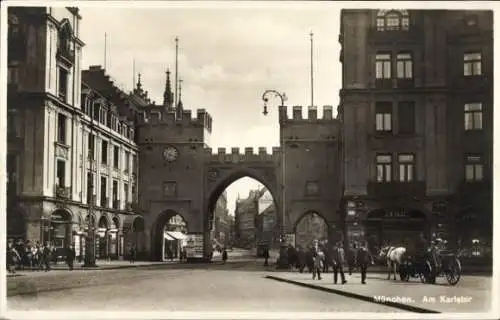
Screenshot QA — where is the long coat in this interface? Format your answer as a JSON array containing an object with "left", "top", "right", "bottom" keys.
[
  {"left": 356, "top": 247, "right": 373, "bottom": 266},
  {"left": 331, "top": 247, "right": 345, "bottom": 265}
]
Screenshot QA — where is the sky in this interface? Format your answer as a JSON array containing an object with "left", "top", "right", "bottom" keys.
[{"left": 79, "top": 3, "right": 341, "bottom": 214}]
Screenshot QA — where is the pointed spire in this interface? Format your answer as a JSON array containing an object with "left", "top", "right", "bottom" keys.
[
  {"left": 163, "top": 69, "right": 174, "bottom": 110},
  {"left": 136, "top": 73, "right": 142, "bottom": 91},
  {"left": 176, "top": 78, "right": 184, "bottom": 118}
]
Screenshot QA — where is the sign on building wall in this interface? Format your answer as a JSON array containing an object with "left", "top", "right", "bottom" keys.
[{"left": 185, "top": 234, "right": 204, "bottom": 258}]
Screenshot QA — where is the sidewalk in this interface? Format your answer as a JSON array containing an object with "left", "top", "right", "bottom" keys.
[
  {"left": 7, "top": 260, "right": 179, "bottom": 277},
  {"left": 266, "top": 272, "right": 492, "bottom": 313}
]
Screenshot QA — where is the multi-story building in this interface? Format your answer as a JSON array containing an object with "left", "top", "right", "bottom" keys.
[
  {"left": 254, "top": 190, "right": 278, "bottom": 248},
  {"left": 6, "top": 7, "right": 144, "bottom": 261},
  {"left": 338, "top": 9, "right": 493, "bottom": 256},
  {"left": 234, "top": 189, "right": 266, "bottom": 248},
  {"left": 212, "top": 191, "right": 231, "bottom": 247}
]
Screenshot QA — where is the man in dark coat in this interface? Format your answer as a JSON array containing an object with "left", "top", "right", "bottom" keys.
[
  {"left": 66, "top": 244, "right": 76, "bottom": 271},
  {"left": 263, "top": 247, "right": 270, "bottom": 266},
  {"left": 356, "top": 242, "right": 374, "bottom": 284},
  {"left": 331, "top": 242, "right": 347, "bottom": 284},
  {"left": 42, "top": 242, "right": 52, "bottom": 271},
  {"left": 347, "top": 242, "right": 357, "bottom": 276}
]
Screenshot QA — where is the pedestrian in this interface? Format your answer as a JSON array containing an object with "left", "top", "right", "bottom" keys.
[
  {"left": 347, "top": 242, "right": 357, "bottom": 276},
  {"left": 222, "top": 247, "right": 228, "bottom": 264},
  {"left": 263, "top": 246, "right": 270, "bottom": 266},
  {"left": 66, "top": 244, "right": 76, "bottom": 271},
  {"left": 129, "top": 245, "right": 136, "bottom": 264},
  {"left": 42, "top": 242, "right": 52, "bottom": 272},
  {"left": 312, "top": 248, "right": 323, "bottom": 280},
  {"left": 7, "top": 242, "right": 21, "bottom": 274},
  {"left": 356, "top": 242, "right": 374, "bottom": 285},
  {"left": 332, "top": 242, "right": 347, "bottom": 284}
]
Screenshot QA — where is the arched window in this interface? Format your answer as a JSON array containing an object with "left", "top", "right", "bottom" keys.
[{"left": 376, "top": 10, "right": 410, "bottom": 32}]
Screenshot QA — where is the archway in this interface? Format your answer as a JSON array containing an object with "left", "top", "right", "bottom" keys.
[
  {"left": 152, "top": 210, "right": 188, "bottom": 261},
  {"left": 108, "top": 216, "right": 120, "bottom": 259},
  {"left": 47, "top": 209, "right": 72, "bottom": 248},
  {"left": 96, "top": 215, "right": 109, "bottom": 259},
  {"left": 206, "top": 172, "right": 279, "bottom": 256},
  {"left": 294, "top": 211, "right": 329, "bottom": 249},
  {"left": 365, "top": 207, "right": 426, "bottom": 253}
]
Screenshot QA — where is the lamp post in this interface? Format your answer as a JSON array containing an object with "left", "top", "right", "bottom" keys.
[
  {"left": 82, "top": 95, "right": 98, "bottom": 268},
  {"left": 261, "top": 89, "right": 288, "bottom": 269}
]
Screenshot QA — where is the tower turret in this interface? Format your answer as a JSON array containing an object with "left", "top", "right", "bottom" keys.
[{"left": 163, "top": 69, "right": 174, "bottom": 111}]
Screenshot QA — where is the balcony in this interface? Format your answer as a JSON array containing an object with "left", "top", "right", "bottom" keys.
[
  {"left": 367, "top": 181, "right": 426, "bottom": 198},
  {"left": 54, "top": 185, "right": 71, "bottom": 199},
  {"left": 56, "top": 47, "right": 75, "bottom": 67},
  {"left": 87, "top": 194, "right": 97, "bottom": 206},
  {"left": 368, "top": 26, "right": 422, "bottom": 45},
  {"left": 113, "top": 200, "right": 120, "bottom": 210},
  {"left": 100, "top": 197, "right": 109, "bottom": 208}
]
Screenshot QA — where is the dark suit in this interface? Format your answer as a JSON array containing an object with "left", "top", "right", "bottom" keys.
[
  {"left": 356, "top": 247, "right": 373, "bottom": 284},
  {"left": 331, "top": 247, "right": 346, "bottom": 284},
  {"left": 66, "top": 247, "right": 76, "bottom": 270}
]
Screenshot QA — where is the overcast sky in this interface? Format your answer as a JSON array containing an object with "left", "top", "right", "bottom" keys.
[{"left": 79, "top": 4, "right": 341, "bottom": 215}]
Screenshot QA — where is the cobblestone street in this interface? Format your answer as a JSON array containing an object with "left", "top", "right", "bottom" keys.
[
  {"left": 6, "top": 258, "right": 494, "bottom": 316},
  {"left": 7, "top": 261, "right": 402, "bottom": 314}
]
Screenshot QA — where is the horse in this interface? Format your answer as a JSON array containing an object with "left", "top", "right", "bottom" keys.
[{"left": 379, "top": 246, "right": 407, "bottom": 280}]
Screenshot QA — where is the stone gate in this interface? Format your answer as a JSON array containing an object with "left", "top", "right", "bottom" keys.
[{"left": 137, "top": 103, "right": 343, "bottom": 261}]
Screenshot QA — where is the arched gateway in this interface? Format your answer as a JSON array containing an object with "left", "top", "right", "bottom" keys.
[{"left": 137, "top": 101, "right": 343, "bottom": 261}]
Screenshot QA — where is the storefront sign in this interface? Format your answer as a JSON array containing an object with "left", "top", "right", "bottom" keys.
[
  {"left": 185, "top": 234, "right": 204, "bottom": 258},
  {"left": 384, "top": 208, "right": 408, "bottom": 218}
]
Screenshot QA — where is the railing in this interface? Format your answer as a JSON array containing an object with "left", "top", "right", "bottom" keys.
[
  {"left": 54, "top": 185, "right": 71, "bottom": 199},
  {"left": 368, "top": 26, "right": 422, "bottom": 44}
]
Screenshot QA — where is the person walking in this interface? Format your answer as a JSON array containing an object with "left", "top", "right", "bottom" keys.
[
  {"left": 263, "top": 246, "right": 270, "bottom": 266},
  {"left": 66, "top": 244, "right": 76, "bottom": 271},
  {"left": 311, "top": 248, "right": 323, "bottom": 280},
  {"left": 332, "top": 242, "right": 347, "bottom": 284},
  {"left": 129, "top": 245, "right": 136, "bottom": 264},
  {"left": 222, "top": 247, "right": 228, "bottom": 264},
  {"left": 42, "top": 242, "right": 52, "bottom": 272},
  {"left": 356, "top": 242, "right": 374, "bottom": 284},
  {"left": 347, "top": 242, "right": 357, "bottom": 276}
]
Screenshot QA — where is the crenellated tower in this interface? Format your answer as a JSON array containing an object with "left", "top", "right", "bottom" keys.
[{"left": 279, "top": 105, "right": 344, "bottom": 243}]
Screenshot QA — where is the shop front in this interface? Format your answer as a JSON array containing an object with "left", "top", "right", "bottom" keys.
[
  {"left": 108, "top": 217, "right": 120, "bottom": 259},
  {"left": 96, "top": 216, "right": 109, "bottom": 260},
  {"left": 42, "top": 210, "right": 72, "bottom": 259}
]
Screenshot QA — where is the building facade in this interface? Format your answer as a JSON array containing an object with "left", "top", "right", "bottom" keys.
[
  {"left": 6, "top": 7, "right": 143, "bottom": 261},
  {"left": 254, "top": 190, "right": 278, "bottom": 248},
  {"left": 339, "top": 9, "right": 493, "bottom": 256},
  {"left": 212, "top": 190, "right": 232, "bottom": 247}
]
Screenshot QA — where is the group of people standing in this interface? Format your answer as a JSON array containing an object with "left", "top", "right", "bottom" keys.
[
  {"left": 280, "top": 241, "right": 376, "bottom": 284},
  {"left": 6, "top": 238, "right": 76, "bottom": 274}
]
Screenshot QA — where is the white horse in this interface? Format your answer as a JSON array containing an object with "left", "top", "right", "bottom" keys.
[{"left": 379, "top": 246, "right": 407, "bottom": 280}]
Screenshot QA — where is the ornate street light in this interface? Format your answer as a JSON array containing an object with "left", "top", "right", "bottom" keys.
[{"left": 261, "top": 89, "right": 288, "bottom": 268}]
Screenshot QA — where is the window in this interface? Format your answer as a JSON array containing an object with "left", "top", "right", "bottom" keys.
[
  {"left": 130, "top": 129, "right": 135, "bottom": 141},
  {"left": 117, "top": 122, "right": 122, "bottom": 134},
  {"left": 124, "top": 183, "right": 129, "bottom": 204},
  {"left": 131, "top": 183, "right": 136, "bottom": 202},
  {"left": 56, "top": 159, "right": 66, "bottom": 187},
  {"left": 58, "top": 68, "right": 68, "bottom": 101},
  {"left": 88, "top": 133, "right": 95, "bottom": 160},
  {"left": 398, "top": 154, "right": 415, "bottom": 182},
  {"left": 376, "top": 154, "right": 392, "bottom": 182},
  {"left": 93, "top": 102, "right": 100, "bottom": 121},
  {"left": 124, "top": 151, "right": 130, "bottom": 172},
  {"left": 101, "top": 140, "right": 108, "bottom": 164},
  {"left": 464, "top": 103, "right": 483, "bottom": 131},
  {"left": 112, "top": 180, "right": 119, "bottom": 208},
  {"left": 7, "top": 154, "right": 18, "bottom": 187},
  {"left": 7, "top": 110, "right": 17, "bottom": 137},
  {"left": 464, "top": 53, "right": 482, "bottom": 76},
  {"left": 132, "top": 155, "right": 137, "bottom": 174},
  {"left": 396, "top": 53, "right": 413, "bottom": 79},
  {"left": 398, "top": 101, "right": 415, "bottom": 134},
  {"left": 113, "top": 146, "right": 120, "bottom": 168},
  {"left": 87, "top": 172, "right": 95, "bottom": 204},
  {"left": 58, "top": 24, "right": 71, "bottom": 52},
  {"left": 375, "top": 102, "right": 392, "bottom": 132},
  {"left": 376, "top": 10, "right": 410, "bottom": 31},
  {"left": 8, "top": 14, "right": 20, "bottom": 39},
  {"left": 57, "top": 113, "right": 67, "bottom": 144},
  {"left": 100, "top": 177, "right": 107, "bottom": 207},
  {"left": 465, "top": 155, "right": 483, "bottom": 181},
  {"left": 375, "top": 53, "right": 391, "bottom": 79},
  {"left": 80, "top": 94, "right": 87, "bottom": 111},
  {"left": 101, "top": 109, "right": 107, "bottom": 125},
  {"left": 8, "top": 65, "right": 19, "bottom": 84}
]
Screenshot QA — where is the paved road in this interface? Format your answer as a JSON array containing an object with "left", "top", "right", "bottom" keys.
[{"left": 7, "top": 261, "right": 401, "bottom": 313}]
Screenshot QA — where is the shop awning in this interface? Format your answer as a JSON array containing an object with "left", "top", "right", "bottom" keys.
[
  {"left": 164, "top": 232, "right": 175, "bottom": 240},
  {"left": 166, "top": 231, "right": 187, "bottom": 240}
]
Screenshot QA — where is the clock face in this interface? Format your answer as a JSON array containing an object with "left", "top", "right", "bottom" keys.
[{"left": 163, "top": 147, "right": 179, "bottom": 162}]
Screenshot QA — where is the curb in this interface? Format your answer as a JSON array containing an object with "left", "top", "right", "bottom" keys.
[{"left": 265, "top": 275, "right": 440, "bottom": 314}]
